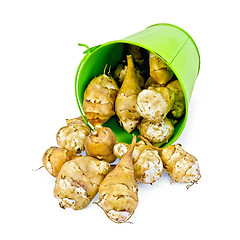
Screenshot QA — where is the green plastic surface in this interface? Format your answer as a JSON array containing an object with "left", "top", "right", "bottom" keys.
[{"left": 75, "top": 23, "right": 200, "bottom": 145}]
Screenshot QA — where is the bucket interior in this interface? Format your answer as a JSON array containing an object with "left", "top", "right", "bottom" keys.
[{"left": 76, "top": 42, "right": 187, "bottom": 145}]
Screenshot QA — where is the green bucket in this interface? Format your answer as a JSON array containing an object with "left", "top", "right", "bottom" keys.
[{"left": 75, "top": 23, "right": 200, "bottom": 145}]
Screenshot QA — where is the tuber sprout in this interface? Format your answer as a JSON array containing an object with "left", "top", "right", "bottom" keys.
[{"left": 113, "top": 62, "right": 145, "bottom": 88}]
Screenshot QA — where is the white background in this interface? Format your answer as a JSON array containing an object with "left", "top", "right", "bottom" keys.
[{"left": 1, "top": 0, "right": 240, "bottom": 239}]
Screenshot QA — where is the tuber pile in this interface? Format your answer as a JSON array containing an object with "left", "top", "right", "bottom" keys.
[
  {"left": 140, "top": 136, "right": 201, "bottom": 185},
  {"left": 97, "top": 135, "right": 138, "bottom": 223},
  {"left": 54, "top": 156, "right": 110, "bottom": 210},
  {"left": 40, "top": 43, "right": 201, "bottom": 224},
  {"left": 113, "top": 140, "right": 163, "bottom": 184}
]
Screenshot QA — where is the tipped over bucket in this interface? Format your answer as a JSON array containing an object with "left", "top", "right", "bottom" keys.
[{"left": 75, "top": 23, "right": 200, "bottom": 145}]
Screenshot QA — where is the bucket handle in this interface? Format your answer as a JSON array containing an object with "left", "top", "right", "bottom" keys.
[{"left": 75, "top": 43, "right": 102, "bottom": 77}]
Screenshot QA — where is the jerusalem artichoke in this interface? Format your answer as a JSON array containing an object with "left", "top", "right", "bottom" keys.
[
  {"left": 115, "top": 55, "right": 141, "bottom": 133},
  {"left": 83, "top": 73, "right": 119, "bottom": 126},
  {"left": 136, "top": 86, "right": 174, "bottom": 123},
  {"left": 56, "top": 116, "right": 91, "bottom": 153},
  {"left": 54, "top": 156, "right": 110, "bottom": 210},
  {"left": 149, "top": 52, "right": 174, "bottom": 85},
  {"left": 113, "top": 140, "right": 163, "bottom": 184},
  {"left": 42, "top": 147, "right": 77, "bottom": 177},
  {"left": 97, "top": 135, "right": 138, "bottom": 223},
  {"left": 84, "top": 126, "right": 117, "bottom": 163},
  {"left": 113, "top": 62, "right": 145, "bottom": 88},
  {"left": 137, "top": 117, "right": 174, "bottom": 147}
]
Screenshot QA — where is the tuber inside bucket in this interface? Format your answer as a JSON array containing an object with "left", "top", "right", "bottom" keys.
[{"left": 75, "top": 23, "right": 200, "bottom": 145}]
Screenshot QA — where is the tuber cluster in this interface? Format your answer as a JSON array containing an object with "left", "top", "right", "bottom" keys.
[
  {"left": 113, "top": 140, "right": 163, "bottom": 184},
  {"left": 40, "top": 44, "right": 200, "bottom": 224}
]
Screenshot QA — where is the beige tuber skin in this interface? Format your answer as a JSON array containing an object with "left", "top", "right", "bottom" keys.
[
  {"left": 140, "top": 136, "right": 201, "bottom": 187},
  {"left": 149, "top": 52, "right": 174, "bottom": 86},
  {"left": 113, "top": 62, "right": 145, "bottom": 88},
  {"left": 115, "top": 55, "right": 142, "bottom": 133},
  {"left": 84, "top": 126, "right": 117, "bottom": 163},
  {"left": 54, "top": 156, "right": 110, "bottom": 210},
  {"left": 113, "top": 140, "right": 163, "bottom": 184},
  {"left": 83, "top": 73, "right": 119, "bottom": 126},
  {"left": 56, "top": 116, "right": 91, "bottom": 153},
  {"left": 137, "top": 117, "right": 174, "bottom": 147},
  {"left": 136, "top": 86, "right": 175, "bottom": 123},
  {"left": 42, "top": 147, "right": 77, "bottom": 177},
  {"left": 97, "top": 135, "right": 138, "bottom": 223}
]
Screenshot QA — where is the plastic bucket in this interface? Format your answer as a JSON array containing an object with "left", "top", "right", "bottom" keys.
[{"left": 75, "top": 23, "right": 200, "bottom": 144}]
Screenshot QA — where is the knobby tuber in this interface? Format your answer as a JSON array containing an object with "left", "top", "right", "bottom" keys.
[
  {"left": 54, "top": 156, "right": 110, "bottom": 210},
  {"left": 140, "top": 136, "right": 201, "bottom": 186},
  {"left": 149, "top": 52, "right": 173, "bottom": 85},
  {"left": 42, "top": 147, "right": 77, "bottom": 177},
  {"left": 115, "top": 55, "right": 141, "bottom": 133},
  {"left": 137, "top": 117, "right": 174, "bottom": 147},
  {"left": 56, "top": 116, "right": 91, "bottom": 153},
  {"left": 113, "top": 62, "right": 145, "bottom": 88},
  {"left": 84, "top": 126, "right": 117, "bottom": 163},
  {"left": 136, "top": 86, "right": 174, "bottom": 123},
  {"left": 83, "top": 73, "right": 119, "bottom": 126},
  {"left": 113, "top": 140, "right": 163, "bottom": 184},
  {"left": 96, "top": 135, "right": 138, "bottom": 223}
]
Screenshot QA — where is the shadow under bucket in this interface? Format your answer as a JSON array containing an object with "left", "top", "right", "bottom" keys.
[{"left": 75, "top": 23, "right": 200, "bottom": 145}]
